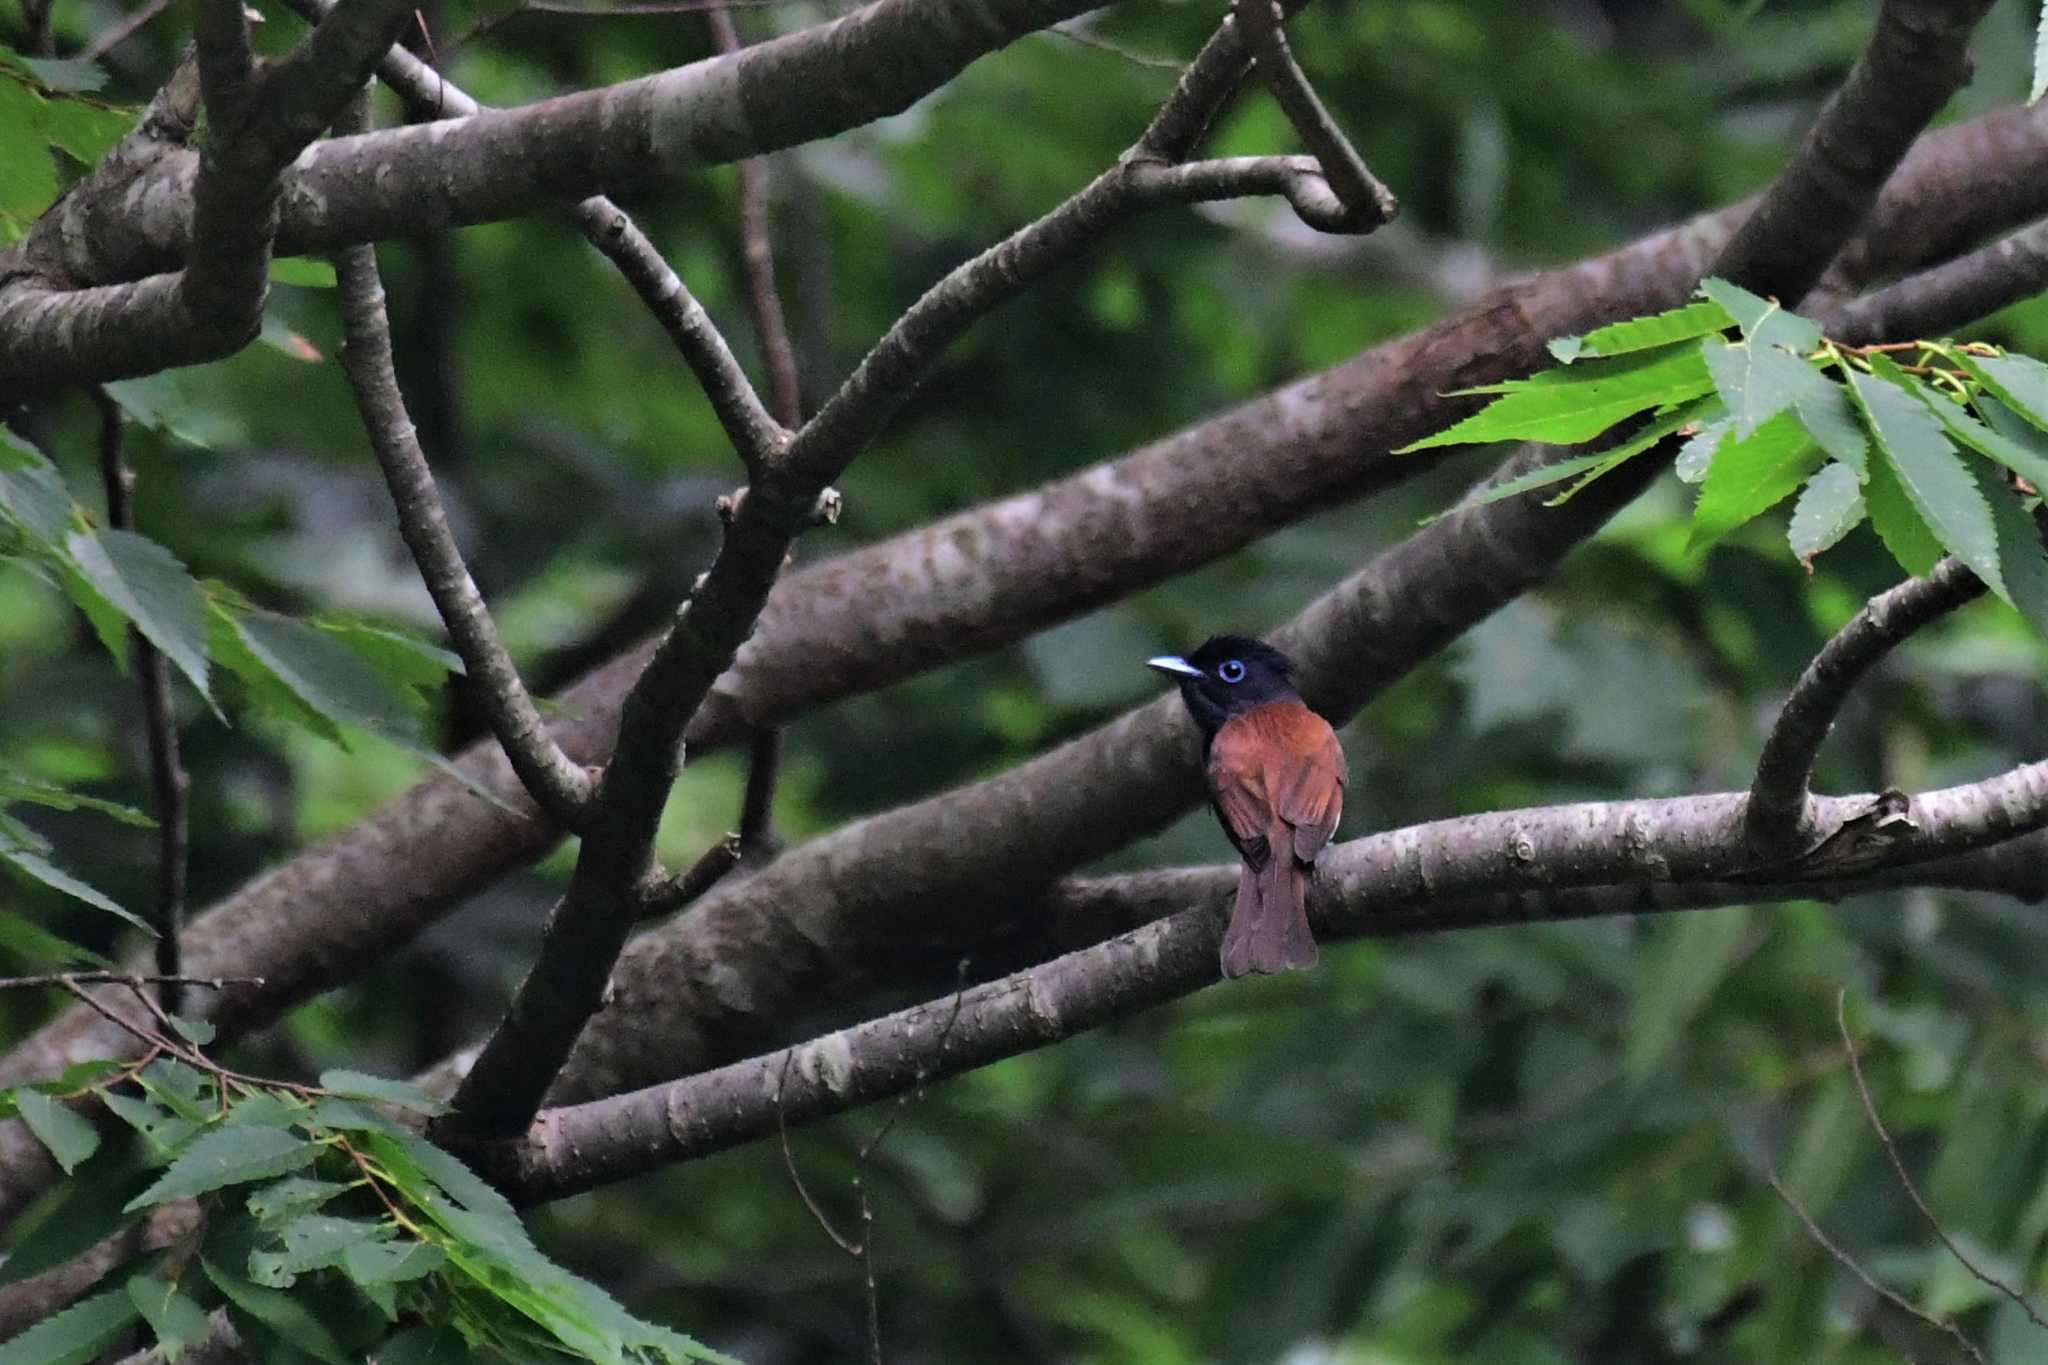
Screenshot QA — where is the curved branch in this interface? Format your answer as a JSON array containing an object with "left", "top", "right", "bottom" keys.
[
  {"left": 333, "top": 126, "right": 597, "bottom": 829},
  {"left": 490, "top": 763, "right": 2048, "bottom": 1203},
  {"left": 1232, "top": 0, "right": 1395, "bottom": 231},
  {"left": 1745, "top": 558, "right": 1984, "bottom": 857},
  {"left": 1831, "top": 214, "right": 2048, "bottom": 342}
]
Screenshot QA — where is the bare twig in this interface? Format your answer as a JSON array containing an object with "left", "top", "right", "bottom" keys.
[
  {"left": 332, "top": 98, "right": 595, "bottom": 831},
  {"left": 1746, "top": 558, "right": 1984, "bottom": 857},
  {"left": 80, "top": 0, "right": 178, "bottom": 60},
  {"left": 737, "top": 728, "right": 785, "bottom": 860},
  {"left": 93, "top": 390, "right": 192, "bottom": 1016},
  {"left": 633, "top": 833, "right": 743, "bottom": 920},
  {"left": 1767, "top": 1166, "right": 1987, "bottom": 1364},
  {"left": 1232, "top": 0, "right": 1395, "bottom": 231},
  {"left": 0, "top": 973, "right": 260, "bottom": 993},
  {"left": 1837, "top": 989, "right": 2048, "bottom": 1333}
]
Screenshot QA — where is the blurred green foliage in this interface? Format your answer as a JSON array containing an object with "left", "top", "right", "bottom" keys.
[{"left": 7, "top": 0, "right": 2048, "bottom": 1359}]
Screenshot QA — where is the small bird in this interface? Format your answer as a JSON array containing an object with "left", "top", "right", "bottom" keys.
[{"left": 1148, "top": 636, "right": 1347, "bottom": 978}]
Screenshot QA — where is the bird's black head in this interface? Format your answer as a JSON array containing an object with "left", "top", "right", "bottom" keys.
[{"left": 1146, "top": 634, "right": 1301, "bottom": 738}]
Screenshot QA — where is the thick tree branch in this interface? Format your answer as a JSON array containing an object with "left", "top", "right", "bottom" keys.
[
  {"left": 488, "top": 762, "right": 2048, "bottom": 1203},
  {"left": 9, "top": 0, "right": 1121, "bottom": 297},
  {"left": 333, "top": 187, "right": 597, "bottom": 829},
  {"left": 1, "top": 74, "right": 2036, "bottom": 1219},
  {"left": 1830, "top": 213, "right": 2048, "bottom": 341},
  {"left": 1746, "top": 558, "right": 1984, "bottom": 857}
]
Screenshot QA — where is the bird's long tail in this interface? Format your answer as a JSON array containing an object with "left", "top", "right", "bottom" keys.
[{"left": 1220, "top": 854, "right": 1317, "bottom": 978}]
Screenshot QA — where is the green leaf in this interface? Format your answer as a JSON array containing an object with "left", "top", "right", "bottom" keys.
[
  {"left": 1851, "top": 362, "right": 2004, "bottom": 600},
  {"left": 357, "top": 1128, "right": 520, "bottom": 1230},
  {"left": 1420, "top": 453, "right": 1619, "bottom": 524},
  {"left": 0, "top": 1287, "right": 139, "bottom": 1365},
  {"left": 17, "top": 57, "right": 104, "bottom": 92},
  {"left": 316, "top": 624, "right": 464, "bottom": 684},
  {"left": 1696, "top": 277, "right": 1821, "bottom": 352},
  {"left": 0, "top": 1137, "right": 152, "bottom": 1288},
  {"left": 126, "top": 1275, "right": 213, "bottom": 1363},
  {"left": 1787, "top": 462, "right": 1864, "bottom": 565},
  {"left": 1547, "top": 299, "right": 1735, "bottom": 363},
  {"left": 138, "top": 1060, "right": 212, "bottom": 1122},
  {"left": 102, "top": 1091, "right": 200, "bottom": 1157},
  {"left": 14, "top": 1089, "right": 99, "bottom": 1173},
  {"left": 341, "top": 1238, "right": 444, "bottom": 1285},
  {"left": 1675, "top": 416, "right": 1731, "bottom": 484},
  {"left": 1687, "top": 410, "right": 1821, "bottom": 552},
  {"left": 319, "top": 1069, "right": 451, "bottom": 1117},
  {"left": 1864, "top": 445, "right": 1945, "bottom": 576},
  {"left": 1915, "top": 379, "right": 2048, "bottom": 493},
  {"left": 1399, "top": 344, "right": 1713, "bottom": 451},
  {"left": 1955, "top": 351, "right": 2048, "bottom": 432},
  {"left": 1703, "top": 335, "right": 1818, "bottom": 437},
  {"left": 372, "top": 1323, "right": 471, "bottom": 1364},
  {"left": 1543, "top": 396, "right": 1717, "bottom": 504},
  {"left": 0, "top": 910, "right": 113, "bottom": 968},
  {"left": 227, "top": 609, "right": 424, "bottom": 738},
  {"left": 66, "top": 530, "right": 213, "bottom": 703},
  {"left": 202, "top": 1256, "right": 350, "bottom": 1365},
  {"left": 127, "top": 1126, "right": 318, "bottom": 1211},
  {"left": 1976, "top": 463, "right": 2048, "bottom": 640},
  {"left": 101, "top": 377, "right": 231, "bottom": 450},
  {"left": 208, "top": 604, "right": 342, "bottom": 743},
  {"left": 248, "top": 1216, "right": 387, "bottom": 1288},
  {"left": 39, "top": 97, "right": 132, "bottom": 167},
  {"left": 1787, "top": 363, "right": 1867, "bottom": 475},
  {"left": 0, "top": 80, "right": 57, "bottom": 227},
  {"left": 0, "top": 456, "right": 74, "bottom": 550},
  {"left": 0, "top": 768, "right": 153, "bottom": 826},
  {"left": 247, "top": 1177, "right": 354, "bottom": 1226},
  {"left": 268, "top": 257, "right": 338, "bottom": 289},
  {"left": 0, "top": 843, "right": 152, "bottom": 934},
  {"left": 169, "top": 1014, "right": 216, "bottom": 1046}
]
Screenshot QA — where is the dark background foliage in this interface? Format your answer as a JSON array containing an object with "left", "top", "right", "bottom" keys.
[{"left": 7, "top": 0, "right": 2048, "bottom": 1359}]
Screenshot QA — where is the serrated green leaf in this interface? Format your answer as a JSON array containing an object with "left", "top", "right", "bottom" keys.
[
  {"left": 1548, "top": 299, "right": 1735, "bottom": 363},
  {"left": 248, "top": 1215, "right": 388, "bottom": 1288},
  {"left": 0, "top": 1137, "right": 151, "bottom": 1288},
  {"left": 1976, "top": 462, "right": 2048, "bottom": 640},
  {"left": 1675, "top": 416, "right": 1731, "bottom": 484},
  {"left": 138, "top": 1059, "right": 212, "bottom": 1122},
  {"left": 208, "top": 604, "right": 342, "bottom": 743},
  {"left": 319, "top": 1069, "right": 451, "bottom": 1117},
  {"left": 1957, "top": 351, "right": 2048, "bottom": 435},
  {"left": 14, "top": 1089, "right": 99, "bottom": 1173},
  {"left": 126, "top": 1275, "right": 213, "bottom": 1363},
  {"left": 357, "top": 1128, "right": 520, "bottom": 1229},
  {"left": 1914, "top": 379, "right": 2048, "bottom": 494},
  {"left": 102, "top": 1090, "right": 200, "bottom": 1157},
  {"left": 229, "top": 609, "right": 424, "bottom": 736},
  {"left": 1788, "top": 462, "right": 1864, "bottom": 565},
  {"left": 0, "top": 1286, "right": 139, "bottom": 1365},
  {"left": 202, "top": 1256, "right": 350, "bottom": 1365},
  {"left": 268, "top": 257, "right": 337, "bottom": 288},
  {"left": 1787, "top": 364, "right": 1866, "bottom": 474},
  {"left": 222, "top": 1091, "right": 309, "bottom": 1130},
  {"left": 39, "top": 97, "right": 132, "bottom": 166},
  {"left": 248, "top": 1177, "right": 354, "bottom": 1225},
  {"left": 0, "top": 844, "right": 152, "bottom": 934},
  {"left": 167, "top": 1014, "right": 215, "bottom": 1046},
  {"left": 0, "top": 910, "right": 114, "bottom": 968},
  {"left": 66, "top": 530, "right": 212, "bottom": 703},
  {"left": 1687, "top": 410, "right": 1821, "bottom": 552},
  {"left": 127, "top": 1126, "right": 317, "bottom": 1210},
  {"left": 1703, "top": 335, "right": 1813, "bottom": 437},
  {"left": 316, "top": 624, "right": 464, "bottom": 684},
  {"left": 1544, "top": 396, "right": 1716, "bottom": 504},
  {"left": 1400, "top": 344, "right": 1713, "bottom": 451},
  {"left": 343, "top": 1239, "right": 444, "bottom": 1287},
  {"left": 0, "top": 768, "right": 153, "bottom": 826},
  {"left": 0, "top": 458, "right": 73, "bottom": 550},
  {"left": 1697, "top": 276, "right": 1821, "bottom": 352},
  {"left": 1852, "top": 362, "right": 2004, "bottom": 600}
]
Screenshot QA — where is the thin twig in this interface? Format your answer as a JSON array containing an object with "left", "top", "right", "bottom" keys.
[
  {"left": 331, "top": 96, "right": 595, "bottom": 831},
  {"left": 0, "top": 973, "right": 260, "bottom": 993},
  {"left": 633, "top": 833, "right": 743, "bottom": 920},
  {"left": 1768, "top": 1165, "right": 1987, "bottom": 1364},
  {"left": 1746, "top": 558, "right": 1984, "bottom": 856},
  {"left": 737, "top": 728, "right": 784, "bottom": 860},
  {"left": 80, "top": 0, "right": 178, "bottom": 60},
  {"left": 1046, "top": 22, "right": 1181, "bottom": 70},
  {"left": 774, "top": 1052, "right": 862, "bottom": 1257},
  {"left": 1837, "top": 989, "right": 2048, "bottom": 1332},
  {"left": 1231, "top": 0, "right": 1396, "bottom": 231},
  {"left": 93, "top": 389, "right": 191, "bottom": 1017}
]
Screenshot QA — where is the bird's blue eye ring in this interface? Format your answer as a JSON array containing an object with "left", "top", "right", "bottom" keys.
[{"left": 1217, "top": 659, "right": 1246, "bottom": 684}]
